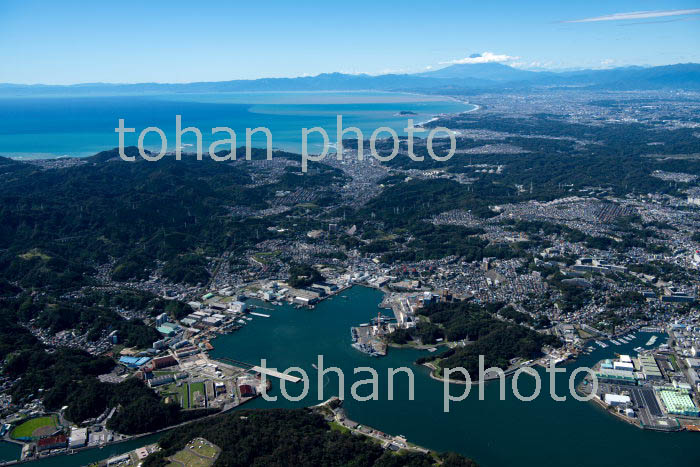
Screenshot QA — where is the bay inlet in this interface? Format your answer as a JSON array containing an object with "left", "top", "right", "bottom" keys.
[{"left": 211, "top": 285, "right": 699, "bottom": 467}]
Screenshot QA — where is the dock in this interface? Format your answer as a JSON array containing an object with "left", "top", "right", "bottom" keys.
[
  {"left": 249, "top": 312, "right": 271, "bottom": 318},
  {"left": 350, "top": 325, "right": 387, "bottom": 356}
]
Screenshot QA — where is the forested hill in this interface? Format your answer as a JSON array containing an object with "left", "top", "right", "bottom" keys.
[
  {"left": 0, "top": 148, "right": 240, "bottom": 289},
  {"left": 0, "top": 147, "right": 344, "bottom": 289},
  {"left": 143, "top": 408, "right": 477, "bottom": 467}
]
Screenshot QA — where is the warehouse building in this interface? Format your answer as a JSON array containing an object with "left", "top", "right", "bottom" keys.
[
  {"left": 69, "top": 427, "right": 88, "bottom": 448},
  {"left": 595, "top": 369, "right": 637, "bottom": 385},
  {"left": 202, "top": 316, "right": 222, "bottom": 326},
  {"left": 604, "top": 394, "right": 631, "bottom": 407},
  {"left": 657, "top": 388, "right": 700, "bottom": 416},
  {"left": 613, "top": 361, "right": 635, "bottom": 372},
  {"left": 638, "top": 355, "right": 663, "bottom": 381},
  {"left": 180, "top": 317, "right": 197, "bottom": 327}
]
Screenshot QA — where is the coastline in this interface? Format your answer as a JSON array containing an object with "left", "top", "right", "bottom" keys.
[
  {"left": 5, "top": 91, "right": 480, "bottom": 160},
  {"left": 422, "top": 361, "right": 524, "bottom": 386}
]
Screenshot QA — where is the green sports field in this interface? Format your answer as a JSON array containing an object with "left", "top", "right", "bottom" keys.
[{"left": 10, "top": 415, "right": 59, "bottom": 439}]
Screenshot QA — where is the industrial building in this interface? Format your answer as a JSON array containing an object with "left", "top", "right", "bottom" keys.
[
  {"left": 638, "top": 355, "right": 663, "bottom": 381},
  {"left": 180, "top": 317, "right": 197, "bottom": 327},
  {"left": 37, "top": 434, "right": 68, "bottom": 451},
  {"left": 656, "top": 388, "right": 700, "bottom": 416},
  {"left": 292, "top": 288, "right": 321, "bottom": 306},
  {"left": 152, "top": 339, "right": 167, "bottom": 350},
  {"left": 202, "top": 316, "right": 222, "bottom": 327},
  {"left": 604, "top": 394, "right": 631, "bottom": 407},
  {"left": 118, "top": 356, "right": 151, "bottom": 368},
  {"left": 69, "top": 427, "right": 88, "bottom": 448},
  {"left": 239, "top": 384, "right": 256, "bottom": 398},
  {"left": 595, "top": 369, "right": 637, "bottom": 385},
  {"left": 613, "top": 361, "right": 635, "bottom": 372}
]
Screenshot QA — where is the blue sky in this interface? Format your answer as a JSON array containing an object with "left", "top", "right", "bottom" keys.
[{"left": 1, "top": 0, "right": 699, "bottom": 84}]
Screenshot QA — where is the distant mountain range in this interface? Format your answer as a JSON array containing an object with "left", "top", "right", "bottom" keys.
[{"left": 1, "top": 63, "right": 699, "bottom": 96}]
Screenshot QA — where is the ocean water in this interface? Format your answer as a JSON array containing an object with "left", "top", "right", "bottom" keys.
[
  {"left": 0, "top": 91, "right": 474, "bottom": 159},
  {"left": 209, "top": 286, "right": 699, "bottom": 467},
  {"left": 0, "top": 441, "right": 22, "bottom": 463},
  {"left": 18, "top": 287, "right": 699, "bottom": 466}
]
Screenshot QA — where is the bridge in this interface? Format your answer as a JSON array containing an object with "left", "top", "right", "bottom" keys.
[
  {"left": 251, "top": 366, "right": 302, "bottom": 383},
  {"left": 215, "top": 357, "right": 302, "bottom": 383}
]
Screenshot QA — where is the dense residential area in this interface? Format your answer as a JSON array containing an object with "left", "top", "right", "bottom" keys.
[
  {"left": 0, "top": 85, "right": 699, "bottom": 464},
  {"left": 2, "top": 0, "right": 700, "bottom": 456}
]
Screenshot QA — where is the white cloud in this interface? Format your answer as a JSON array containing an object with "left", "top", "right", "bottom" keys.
[
  {"left": 440, "top": 52, "right": 519, "bottom": 65},
  {"left": 600, "top": 59, "right": 614, "bottom": 66},
  {"left": 563, "top": 8, "right": 700, "bottom": 23},
  {"left": 510, "top": 60, "right": 556, "bottom": 70}
]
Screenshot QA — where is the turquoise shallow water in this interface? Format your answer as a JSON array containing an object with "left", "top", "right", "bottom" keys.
[
  {"left": 19, "top": 286, "right": 699, "bottom": 466},
  {"left": 0, "top": 91, "right": 473, "bottom": 158}
]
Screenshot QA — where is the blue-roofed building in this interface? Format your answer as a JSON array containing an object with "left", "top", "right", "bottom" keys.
[{"left": 118, "top": 356, "right": 152, "bottom": 368}]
